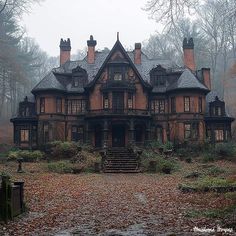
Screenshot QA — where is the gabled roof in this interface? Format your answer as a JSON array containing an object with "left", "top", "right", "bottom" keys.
[
  {"left": 85, "top": 39, "right": 152, "bottom": 89},
  {"left": 167, "top": 69, "right": 209, "bottom": 93}
]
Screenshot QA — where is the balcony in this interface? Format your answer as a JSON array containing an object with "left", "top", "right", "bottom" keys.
[
  {"left": 100, "top": 80, "right": 136, "bottom": 91},
  {"left": 86, "top": 109, "right": 151, "bottom": 117}
]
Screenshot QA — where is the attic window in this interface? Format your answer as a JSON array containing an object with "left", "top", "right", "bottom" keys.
[
  {"left": 114, "top": 73, "right": 122, "bottom": 81},
  {"left": 74, "top": 78, "right": 79, "bottom": 87}
]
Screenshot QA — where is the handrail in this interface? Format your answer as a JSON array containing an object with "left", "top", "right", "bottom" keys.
[{"left": 87, "top": 109, "right": 151, "bottom": 116}]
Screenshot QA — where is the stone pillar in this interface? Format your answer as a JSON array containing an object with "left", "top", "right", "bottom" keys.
[
  {"left": 129, "top": 119, "right": 135, "bottom": 145},
  {"left": 85, "top": 122, "right": 92, "bottom": 145},
  {"left": 103, "top": 119, "right": 109, "bottom": 149},
  {"left": 145, "top": 120, "right": 151, "bottom": 145}
]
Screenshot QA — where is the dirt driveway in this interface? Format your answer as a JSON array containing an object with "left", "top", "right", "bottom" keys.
[{"left": 0, "top": 162, "right": 235, "bottom": 235}]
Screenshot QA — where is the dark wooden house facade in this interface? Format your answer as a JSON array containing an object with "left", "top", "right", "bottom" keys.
[{"left": 11, "top": 36, "right": 234, "bottom": 149}]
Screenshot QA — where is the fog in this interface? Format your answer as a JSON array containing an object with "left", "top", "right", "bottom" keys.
[{"left": 21, "top": 0, "right": 158, "bottom": 56}]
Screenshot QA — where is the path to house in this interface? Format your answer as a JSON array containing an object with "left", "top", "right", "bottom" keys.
[{"left": 0, "top": 162, "right": 235, "bottom": 235}]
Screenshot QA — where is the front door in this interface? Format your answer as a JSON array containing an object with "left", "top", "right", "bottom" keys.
[
  {"left": 112, "top": 125, "right": 125, "bottom": 147},
  {"left": 112, "top": 92, "right": 124, "bottom": 113}
]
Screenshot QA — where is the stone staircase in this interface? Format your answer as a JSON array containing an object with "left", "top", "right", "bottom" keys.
[{"left": 103, "top": 148, "right": 140, "bottom": 173}]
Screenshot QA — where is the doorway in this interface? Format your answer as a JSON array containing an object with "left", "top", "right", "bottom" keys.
[{"left": 112, "top": 125, "right": 125, "bottom": 147}]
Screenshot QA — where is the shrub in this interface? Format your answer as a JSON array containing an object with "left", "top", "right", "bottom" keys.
[
  {"left": 48, "top": 161, "right": 73, "bottom": 174},
  {"left": 157, "top": 158, "right": 177, "bottom": 174},
  {"left": 201, "top": 151, "right": 216, "bottom": 163},
  {"left": 206, "top": 166, "right": 226, "bottom": 177},
  {"left": 215, "top": 142, "right": 236, "bottom": 159},
  {"left": 50, "top": 141, "right": 80, "bottom": 159},
  {"left": 8, "top": 150, "right": 44, "bottom": 162},
  {"left": 162, "top": 141, "right": 173, "bottom": 151}
]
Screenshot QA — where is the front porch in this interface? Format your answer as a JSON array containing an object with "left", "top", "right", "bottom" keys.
[{"left": 87, "top": 118, "right": 151, "bottom": 149}]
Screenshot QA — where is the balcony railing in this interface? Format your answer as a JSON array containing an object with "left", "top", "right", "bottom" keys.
[{"left": 87, "top": 109, "right": 151, "bottom": 116}]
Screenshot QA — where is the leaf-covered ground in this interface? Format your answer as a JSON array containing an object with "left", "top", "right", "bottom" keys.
[{"left": 0, "top": 161, "right": 235, "bottom": 235}]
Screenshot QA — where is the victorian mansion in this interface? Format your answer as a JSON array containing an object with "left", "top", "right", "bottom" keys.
[{"left": 11, "top": 35, "right": 234, "bottom": 149}]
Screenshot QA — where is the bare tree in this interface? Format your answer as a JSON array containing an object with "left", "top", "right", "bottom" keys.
[{"left": 0, "top": 0, "right": 7, "bottom": 14}]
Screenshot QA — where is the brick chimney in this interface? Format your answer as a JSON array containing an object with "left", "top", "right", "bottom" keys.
[
  {"left": 134, "top": 43, "right": 142, "bottom": 64},
  {"left": 202, "top": 68, "right": 211, "bottom": 90},
  {"left": 183, "top": 38, "right": 196, "bottom": 71},
  {"left": 87, "top": 35, "right": 97, "bottom": 64},
  {"left": 59, "top": 38, "right": 71, "bottom": 66}
]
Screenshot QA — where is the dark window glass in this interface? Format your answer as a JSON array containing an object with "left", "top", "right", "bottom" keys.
[
  {"left": 71, "top": 126, "right": 84, "bottom": 142},
  {"left": 40, "top": 98, "right": 45, "bottom": 113},
  {"left": 56, "top": 98, "right": 62, "bottom": 113},
  {"left": 184, "top": 123, "right": 199, "bottom": 140},
  {"left": 43, "top": 123, "right": 49, "bottom": 143},
  {"left": 171, "top": 97, "right": 176, "bottom": 113}
]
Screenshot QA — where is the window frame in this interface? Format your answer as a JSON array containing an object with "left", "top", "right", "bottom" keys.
[
  {"left": 56, "top": 97, "right": 62, "bottom": 113},
  {"left": 20, "top": 129, "right": 29, "bottom": 143},
  {"left": 128, "top": 93, "right": 133, "bottom": 109},
  {"left": 184, "top": 96, "right": 190, "bottom": 112},
  {"left": 170, "top": 97, "right": 176, "bottom": 113},
  {"left": 184, "top": 122, "right": 199, "bottom": 140},
  {"left": 198, "top": 97, "right": 202, "bottom": 113},
  {"left": 103, "top": 93, "right": 109, "bottom": 109},
  {"left": 67, "top": 99, "right": 86, "bottom": 115},
  {"left": 40, "top": 97, "right": 45, "bottom": 113}
]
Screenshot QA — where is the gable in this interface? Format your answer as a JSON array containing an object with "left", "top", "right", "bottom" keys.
[{"left": 85, "top": 39, "right": 151, "bottom": 90}]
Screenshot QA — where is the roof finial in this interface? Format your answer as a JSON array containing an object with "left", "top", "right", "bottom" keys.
[{"left": 117, "top": 32, "right": 119, "bottom": 41}]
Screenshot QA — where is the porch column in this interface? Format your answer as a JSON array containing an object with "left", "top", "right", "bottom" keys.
[
  {"left": 103, "top": 119, "right": 109, "bottom": 149},
  {"left": 145, "top": 120, "right": 151, "bottom": 145},
  {"left": 85, "top": 121, "right": 92, "bottom": 145},
  {"left": 129, "top": 119, "right": 135, "bottom": 145}
]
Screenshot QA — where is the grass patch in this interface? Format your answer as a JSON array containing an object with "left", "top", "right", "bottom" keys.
[{"left": 185, "top": 204, "right": 236, "bottom": 219}]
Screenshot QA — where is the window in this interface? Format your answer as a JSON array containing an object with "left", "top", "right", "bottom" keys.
[
  {"left": 159, "top": 100, "right": 165, "bottom": 113},
  {"left": 103, "top": 93, "right": 109, "bottom": 109},
  {"left": 152, "top": 100, "right": 165, "bottom": 113},
  {"left": 67, "top": 100, "right": 86, "bottom": 114},
  {"left": 114, "top": 73, "right": 122, "bottom": 81},
  {"left": 74, "top": 78, "right": 79, "bottom": 87},
  {"left": 215, "top": 106, "right": 222, "bottom": 116},
  {"left": 184, "top": 97, "right": 190, "bottom": 112},
  {"left": 199, "top": 97, "right": 202, "bottom": 113},
  {"left": 56, "top": 98, "right": 62, "bottom": 113},
  {"left": 184, "top": 124, "right": 191, "bottom": 139},
  {"left": 128, "top": 93, "right": 133, "bottom": 109},
  {"left": 40, "top": 98, "right": 45, "bottom": 113},
  {"left": 43, "top": 123, "right": 49, "bottom": 143},
  {"left": 20, "top": 129, "right": 29, "bottom": 142},
  {"left": 215, "top": 130, "right": 224, "bottom": 141},
  {"left": 71, "top": 126, "right": 84, "bottom": 142},
  {"left": 184, "top": 123, "right": 199, "bottom": 140},
  {"left": 171, "top": 97, "right": 176, "bottom": 113}
]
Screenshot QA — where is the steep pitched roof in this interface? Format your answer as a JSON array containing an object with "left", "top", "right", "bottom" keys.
[
  {"left": 167, "top": 69, "right": 209, "bottom": 92},
  {"left": 32, "top": 71, "right": 66, "bottom": 93}
]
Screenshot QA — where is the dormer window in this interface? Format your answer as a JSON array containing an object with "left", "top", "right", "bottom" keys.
[
  {"left": 74, "top": 78, "right": 79, "bottom": 87},
  {"left": 114, "top": 73, "right": 122, "bottom": 81},
  {"left": 150, "top": 66, "right": 167, "bottom": 87},
  {"left": 215, "top": 106, "right": 222, "bottom": 116}
]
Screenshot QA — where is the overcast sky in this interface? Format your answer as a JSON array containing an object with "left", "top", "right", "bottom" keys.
[{"left": 21, "top": 0, "right": 158, "bottom": 57}]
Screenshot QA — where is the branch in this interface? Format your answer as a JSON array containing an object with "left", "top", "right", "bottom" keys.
[{"left": 0, "top": 0, "right": 7, "bottom": 14}]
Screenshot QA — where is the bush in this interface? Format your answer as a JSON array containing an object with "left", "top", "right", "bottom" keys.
[
  {"left": 201, "top": 151, "right": 216, "bottom": 163},
  {"left": 141, "top": 150, "right": 177, "bottom": 174},
  {"left": 215, "top": 142, "right": 236, "bottom": 159},
  {"left": 48, "top": 161, "right": 73, "bottom": 174},
  {"left": 8, "top": 150, "right": 44, "bottom": 162},
  {"left": 50, "top": 141, "right": 81, "bottom": 159}
]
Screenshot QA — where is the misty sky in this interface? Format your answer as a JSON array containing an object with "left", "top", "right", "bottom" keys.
[{"left": 21, "top": 0, "right": 158, "bottom": 57}]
